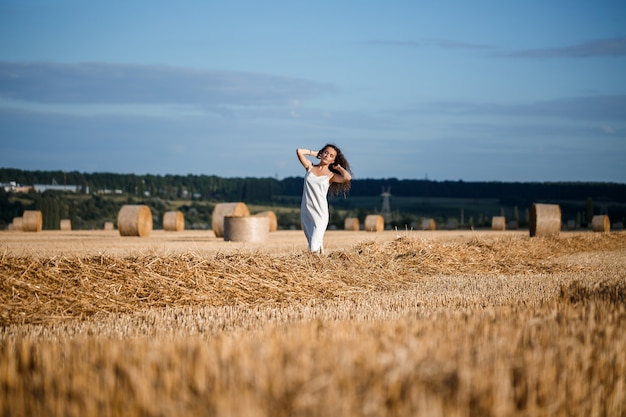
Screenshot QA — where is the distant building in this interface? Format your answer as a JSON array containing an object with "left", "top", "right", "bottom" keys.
[
  {"left": 1, "top": 181, "right": 32, "bottom": 193},
  {"left": 97, "top": 189, "right": 123, "bottom": 195},
  {"left": 1, "top": 181, "right": 17, "bottom": 192},
  {"left": 14, "top": 185, "right": 32, "bottom": 193},
  {"left": 33, "top": 184, "right": 80, "bottom": 193}
]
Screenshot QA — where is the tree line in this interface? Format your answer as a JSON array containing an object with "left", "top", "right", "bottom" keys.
[
  {"left": 2, "top": 168, "right": 625, "bottom": 230},
  {"left": 2, "top": 168, "right": 625, "bottom": 203}
]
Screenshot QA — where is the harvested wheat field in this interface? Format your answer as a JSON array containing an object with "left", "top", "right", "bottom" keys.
[{"left": 1, "top": 229, "right": 625, "bottom": 417}]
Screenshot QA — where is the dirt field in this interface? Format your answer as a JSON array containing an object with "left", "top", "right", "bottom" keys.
[{"left": 1, "top": 229, "right": 625, "bottom": 417}]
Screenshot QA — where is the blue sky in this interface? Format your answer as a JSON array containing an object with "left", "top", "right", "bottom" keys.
[{"left": 1, "top": 1, "right": 625, "bottom": 182}]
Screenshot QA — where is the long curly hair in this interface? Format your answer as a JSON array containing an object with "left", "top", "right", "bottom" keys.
[{"left": 320, "top": 144, "right": 352, "bottom": 197}]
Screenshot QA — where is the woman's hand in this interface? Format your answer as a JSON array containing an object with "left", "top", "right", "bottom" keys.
[{"left": 330, "top": 164, "right": 351, "bottom": 183}]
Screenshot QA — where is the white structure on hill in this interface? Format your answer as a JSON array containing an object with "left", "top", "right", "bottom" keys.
[{"left": 381, "top": 187, "right": 391, "bottom": 222}]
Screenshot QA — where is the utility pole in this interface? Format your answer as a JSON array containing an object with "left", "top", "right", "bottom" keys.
[{"left": 381, "top": 187, "right": 391, "bottom": 222}]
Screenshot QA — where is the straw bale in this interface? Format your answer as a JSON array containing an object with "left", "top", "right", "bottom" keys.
[
  {"left": 117, "top": 205, "right": 153, "bottom": 237},
  {"left": 421, "top": 218, "right": 436, "bottom": 231},
  {"left": 212, "top": 202, "right": 250, "bottom": 237},
  {"left": 163, "top": 211, "right": 185, "bottom": 232},
  {"left": 59, "top": 219, "right": 72, "bottom": 231},
  {"left": 591, "top": 215, "right": 610, "bottom": 233},
  {"left": 364, "top": 214, "right": 384, "bottom": 232},
  {"left": 223, "top": 216, "right": 269, "bottom": 242},
  {"left": 254, "top": 211, "right": 278, "bottom": 232},
  {"left": 22, "top": 210, "right": 42, "bottom": 232},
  {"left": 491, "top": 216, "right": 506, "bottom": 231},
  {"left": 104, "top": 221, "right": 115, "bottom": 231},
  {"left": 529, "top": 203, "right": 561, "bottom": 237},
  {"left": 344, "top": 217, "right": 360, "bottom": 231},
  {"left": 12, "top": 217, "right": 23, "bottom": 232}
]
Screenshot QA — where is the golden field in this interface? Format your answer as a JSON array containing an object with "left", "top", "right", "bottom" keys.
[{"left": 1, "top": 229, "right": 625, "bottom": 416}]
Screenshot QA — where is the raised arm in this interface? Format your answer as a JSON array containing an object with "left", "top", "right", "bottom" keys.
[
  {"left": 330, "top": 164, "right": 352, "bottom": 183},
  {"left": 296, "top": 148, "right": 319, "bottom": 170}
]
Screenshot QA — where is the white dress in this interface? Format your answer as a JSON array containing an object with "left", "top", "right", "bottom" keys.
[{"left": 301, "top": 167, "right": 332, "bottom": 253}]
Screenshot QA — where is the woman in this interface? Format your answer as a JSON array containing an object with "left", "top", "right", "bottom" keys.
[{"left": 296, "top": 144, "right": 352, "bottom": 253}]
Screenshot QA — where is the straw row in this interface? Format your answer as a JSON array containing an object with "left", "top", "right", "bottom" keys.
[{"left": 2, "top": 232, "right": 624, "bottom": 326}]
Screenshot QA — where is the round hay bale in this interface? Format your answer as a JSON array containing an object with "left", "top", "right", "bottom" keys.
[
  {"left": 212, "top": 202, "right": 249, "bottom": 238},
  {"left": 223, "top": 216, "right": 269, "bottom": 242},
  {"left": 529, "top": 203, "right": 561, "bottom": 237},
  {"left": 591, "top": 215, "right": 610, "bottom": 233},
  {"left": 163, "top": 210, "right": 185, "bottom": 231},
  {"left": 59, "top": 219, "right": 72, "bottom": 231},
  {"left": 254, "top": 211, "right": 278, "bottom": 232},
  {"left": 104, "top": 221, "right": 115, "bottom": 231},
  {"left": 12, "top": 217, "right": 23, "bottom": 232},
  {"left": 22, "top": 210, "right": 42, "bottom": 232},
  {"left": 344, "top": 217, "right": 360, "bottom": 231},
  {"left": 117, "top": 205, "right": 153, "bottom": 237},
  {"left": 421, "top": 218, "right": 436, "bottom": 231},
  {"left": 364, "top": 214, "right": 384, "bottom": 232},
  {"left": 491, "top": 216, "right": 506, "bottom": 231}
]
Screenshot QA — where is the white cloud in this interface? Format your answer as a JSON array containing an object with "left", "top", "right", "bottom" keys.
[
  {"left": 0, "top": 61, "right": 336, "bottom": 108},
  {"left": 362, "top": 38, "right": 494, "bottom": 50},
  {"left": 600, "top": 125, "right": 615, "bottom": 134},
  {"left": 505, "top": 37, "right": 626, "bottom": 59},
  {"left": 416, "top": 95, "right": 626, "bottom": 122}
]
